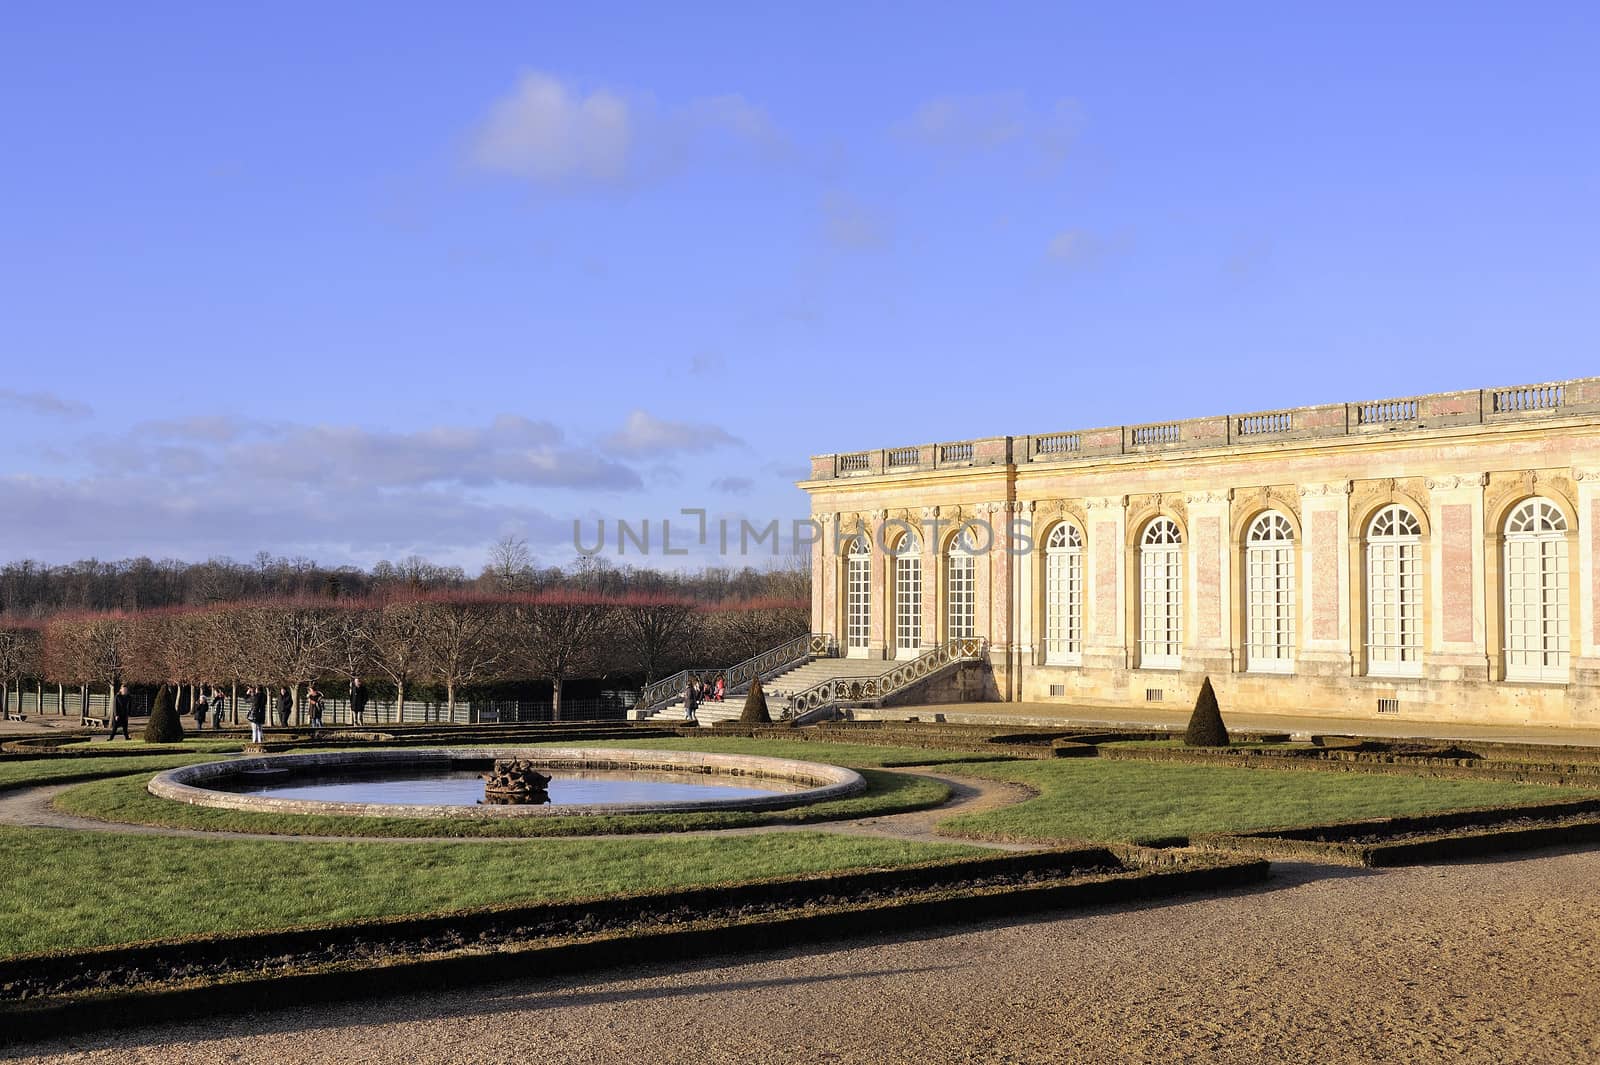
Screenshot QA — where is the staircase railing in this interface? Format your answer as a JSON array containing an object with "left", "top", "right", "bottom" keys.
[
  {"left": 773, "top": 637, "right": 988, "bottom": 719},
  {"left": 637, "top": 632, "right": 835, "bottom": 712}
]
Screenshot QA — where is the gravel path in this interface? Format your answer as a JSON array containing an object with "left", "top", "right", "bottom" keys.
[{"left": 12, "top": 848, "right": 1600, "bottom": 1064}]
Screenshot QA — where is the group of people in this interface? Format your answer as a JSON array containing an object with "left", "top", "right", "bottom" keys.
[
  {"left": 189, "top": 685, "right": 230, "bottom": 732},
  {"left": 681, "top": 674, "right": 725, "bottom": 721},
  {"left": 105, "top": 677, "right": 374, "bottom": 744}
]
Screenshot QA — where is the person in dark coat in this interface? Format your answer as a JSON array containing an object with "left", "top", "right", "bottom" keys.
[
  {"left": 210, "top": 685, "right": 226, "bottom": 730},
  {"left": 683, "top": 678, "right": 699, "bottom": 722},
  {"left": 277, "top": 686, "right": 293, "bottom": 728},
  {"left": 350, "top": 677, "right": 369, "bottom": 726},
  {"left": 245, "top": 685, "right": 266, "bottom": 743},
  {"left": 108, "top": 683, "right": 132, "bottom": 741},
  {"left": 193, "top": 686, "right": 209, "bottom": 730},
  {"left": 306, "top": 684, "right": 324, "bottom": 729}
]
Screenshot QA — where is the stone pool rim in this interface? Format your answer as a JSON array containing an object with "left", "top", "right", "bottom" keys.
[{"left": 147, "top": 747, "right": 867, "bottom": 819}]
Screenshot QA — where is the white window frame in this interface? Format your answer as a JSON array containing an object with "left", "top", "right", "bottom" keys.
[
  {"left": 1044, "top": 523, "right": 1082, "bottom": 665},
  {"left": 1365, "top": 505, "right": 1422, "bottom": 677},
  {"left": 1503, "top": 498, "right": 1570, "bottom": 683},
  {"left": 1245, "top": 511, "right": 1296, "bottom": 674},
  {"left": 946, "top": 532, "right": 977, "bottom": 641},
  {"left": 894, "top": 532, "right": 922, "bottom": 659},
  {"left": 845, "top": 537, "right": 871, "bottom": 658},
  {"left": 1139, "top": 518, "right": 1183, "bottom": 670}
]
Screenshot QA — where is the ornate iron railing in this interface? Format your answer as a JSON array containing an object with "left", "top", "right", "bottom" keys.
[
  {"left": 773, "top": 637, "right": 988, "bottom": 719},
  {"left": 637, "top": 632, "right": 835, "bottom": 712}
]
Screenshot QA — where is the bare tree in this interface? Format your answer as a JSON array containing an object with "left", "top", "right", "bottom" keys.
[
  {"left": 0, "top": 624, "right": 41, "bottom": 715},
  {"left": 506, "top": 593, "right": 617, "bottom": 720},
  {"left": 252, "top": 600, "right": 342, "bottom": 724},
  {"left": 482, "top": 535, "right": 535, "bottom": 593},
  {"left": 370, "top": 597, "right": 429, "bottom": 718},
  {"left": 613, "top": 595, "right": 702, "bottom": 684},
  {"left": 413, "top": 595, "right": 506, "bottom": 719}
]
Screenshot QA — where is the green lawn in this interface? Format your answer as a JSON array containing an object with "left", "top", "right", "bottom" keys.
[
  {"left": 939, "top": 759, "right": 1593, "bottom": 844},
  {"left": 0, "top": 826, "right": 980, "bottom": 956},
  {"left": 0, "top": 751, "right": 238, "bottom": 792},
  {"left": 53, "top": 767, "right": 951, "bottom": 838}
]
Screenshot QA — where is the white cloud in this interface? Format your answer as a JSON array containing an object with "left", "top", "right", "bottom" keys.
[
  {"left": 710, "top": 475, "right": 755, "bottom": 495},
  {"left": 899, "top": 93, "right": 1080, "bottom": 163},
  {"left": 602, "top": 410, "right": 743, "bottom": 457},
  {"left": 0, "top": 388, "right": 91, "bottom": 418},
  {"left": 1047, "top": 228, "right": 1123, "bottom": 268},
  {"left": 470, "top": 71, "right": 632, "bottom": 183},
  {"left": 467, "top": 72, "right": 781, "bottom": 188}
]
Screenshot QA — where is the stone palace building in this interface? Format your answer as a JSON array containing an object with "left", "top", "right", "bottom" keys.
[{"left": 799, "top": 377, "right": 1600, "bottom": 728}]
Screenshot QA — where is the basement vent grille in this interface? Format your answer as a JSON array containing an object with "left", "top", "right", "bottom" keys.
[
  {"left": 1377, "top": 698, "right": 1400, "bottom": 714},
  {"left": 1049, "top": 684, "right": 1066, "bottom": 697},
  {"left": 1145, "top": 688, "right": 1164, "bottom": 702}
]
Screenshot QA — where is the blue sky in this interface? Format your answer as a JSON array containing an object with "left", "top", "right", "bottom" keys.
[{"left": 2, "top": 3, "right": 1597, "bottom": 571}]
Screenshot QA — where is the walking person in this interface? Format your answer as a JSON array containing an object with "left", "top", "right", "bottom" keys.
[
  {"left": 307, "top": 684, "right": 325, "bottom": 729},
  {"left": 277, "top": 686, "right": 293, "bottom": 728},
  {"left": 193, "top": 685, "right": 209, "bottom": 730},
  {"left": 249, "top": 685, "right": 268, "bottom": 733},
  {"left": 245, "top": 685, "right": 266, "bottom": 744},
  {"left": 683, "top": 677, "right": 699, "bottom": 722},
  {"left": 350, "top": 677, "right": 368, "bottom": 726},
  {"left": 107, "top": 683, "right": 132, "bottom": 741},
  {"left": 211, "top": 685, "right": 227, "bottom": 730}
]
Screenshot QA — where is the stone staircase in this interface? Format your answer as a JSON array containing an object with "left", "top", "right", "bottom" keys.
[{"left": 642, "top": 657, "right": 900, "bottom": 726}]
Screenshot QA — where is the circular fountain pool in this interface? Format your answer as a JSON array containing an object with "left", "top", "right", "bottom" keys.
[{"left": 147, "top": 748, "right": 866, "bottom": 819}]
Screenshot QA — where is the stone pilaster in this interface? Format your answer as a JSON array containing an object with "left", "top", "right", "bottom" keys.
[
  {"left": 1574, "top": 467, "right": 1600, "bottom": 720},
  {"left": 1184, "top": 490, "right": 1233, "bottom": 674},
  {"left": 1424, "top": 474, "right": 1489, "bottom": 682},
  {"left": 1082, "top": 495, "right": 1128, "bottom": 670},
  {"left": 1296, "top": 481, "right": 1353, "bottom": 677}
]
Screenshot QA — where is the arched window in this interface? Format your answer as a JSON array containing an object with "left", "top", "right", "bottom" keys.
[
  {"left": 946, "top": 528, "right": 978, "bottom": 640},
  {"left": 1366, "top": 505, "right": 1422, "bottom": 676},
  {"left": 845, "top": 536, "right": 871, "bottom": 658},
  {"left": 1504, "top": 498, "right": 1570, "bottom": 682},
  {"left": 1139, "top": 518, "right": 1183, "bottom": 668},
  {"left": 894, "top": 531, "right": 922, "bottom": 658},
  {"left": 1245, "top": 512, "right": 1296, "bottom": 673},
  {"left": 1044, "top": 523, "right": 1083, "bottom": 664}
]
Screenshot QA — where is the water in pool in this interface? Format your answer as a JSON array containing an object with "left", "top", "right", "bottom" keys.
[{"left": 221, "top": 766, "right": 802, "bottom": 806}]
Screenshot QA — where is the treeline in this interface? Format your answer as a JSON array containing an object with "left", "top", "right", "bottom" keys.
[
  {"left": 0, "top": 592, "right": 809, "bottom": 722},
  {"left": 0, "top": 548, "right": 809, "bottom": 621}
]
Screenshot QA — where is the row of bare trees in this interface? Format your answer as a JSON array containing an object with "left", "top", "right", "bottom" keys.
[{"left": 0, "top": 592, "right": 808, "bottom": 723}]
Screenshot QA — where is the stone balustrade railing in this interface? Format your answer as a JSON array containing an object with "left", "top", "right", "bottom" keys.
[
  {"left": 772, "top": 637, "right": 988, "bottom": 719},
  {"left": 809, "top": 377, "right": 1600, "bottom": 479},
  {"left": 636, "top": 632, "right": 835, "bottom": 712}
]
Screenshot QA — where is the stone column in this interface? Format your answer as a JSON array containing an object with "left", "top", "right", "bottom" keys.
[
  {"left": 1296, "top": 481, "right": 1354, "bottom": 678},
  {"left": 1424, "top": 474, "right": 1489, "bottom": 682},
  {"left": 1082, "top": 496, "right": 1129, "bottom": 670}
]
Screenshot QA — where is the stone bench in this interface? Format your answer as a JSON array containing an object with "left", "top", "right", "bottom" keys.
[
  {"left": 81, "top": 715, "right": 109, "bottom": 729},
  {"left": 4, "top": 712, "right": 25, "bottom": 722}
]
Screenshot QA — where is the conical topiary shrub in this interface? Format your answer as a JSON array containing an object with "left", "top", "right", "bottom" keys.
[
  {"left": 740, "top": 676, "right": 771, "bottom": 725},
  {"left": 143, "top": 684, "right": 185, "bottom": 744},
  {"left": 1183, "top": 676, "right": 1229, "bottom": 747}
]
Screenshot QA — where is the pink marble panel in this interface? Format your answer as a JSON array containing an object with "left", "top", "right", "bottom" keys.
[
  {"left": 1196, "top": 516, "right": 1220, "bottom": 639},
  {"left": 1593, "top": 500, "right": 1600, "bottom": 645},
  {"left": 1095, "top": 522, "right": 1117, "bottom": 638},
  {"left": 1312, "top": 511, "right": 1338, "bottom": 641},
  {"left": 1442, "top": 504, "right": 1473, "bottom": 644}
]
